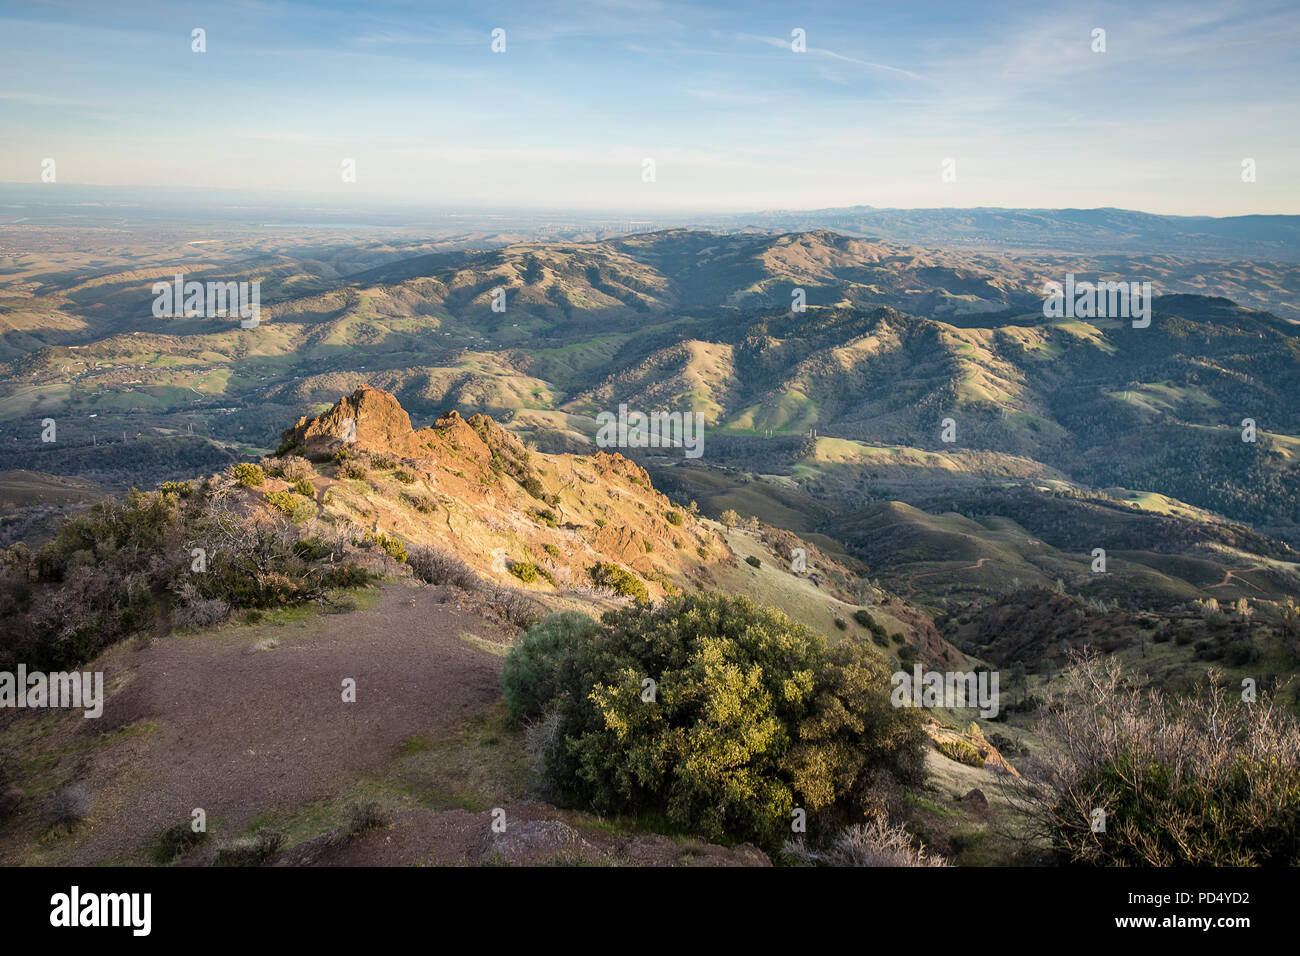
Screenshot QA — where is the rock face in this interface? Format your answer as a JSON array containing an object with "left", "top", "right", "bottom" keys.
[
  {"left": 283, "top": 385, "right": 416, "bottom": 456},
  {"left": 269, "top": 384, "right": 725, "bottom": 601}
]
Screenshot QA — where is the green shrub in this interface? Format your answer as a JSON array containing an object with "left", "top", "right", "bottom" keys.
[
  {"left": 543, "top": 543, "right": 561, "bottom": 558},
  {"left": 231, "top": 462, "right": 264, "bottom": 488},
  {"left": 666, "top": 511, "right": 684, "bottom": 526},
  {"left": 500, "top": 611, "right": 601, "bottom": 723},
  {"left": 510, "top": 561, "right": 540, "bottom": 584},
  {"left": 155, "top": 822, "right": 208, "bottom": 863},
  {"left": 529, "top": 593, "right": 927, "bottom": 851},
  {"left": 587, "top": 562, "right": 650, "bottom": 604},
  {"left": 291, "top": 478, "right": 314, "bottom": 497},
  {"left": 263, "top": 489, "right": 314, "bottom": 523},
  {"left": 320, "top": 563, "right": 371, "bottom": 589},
  {"left": 935, "top": 738, "right": 985, "bottom": 767},
  {"left": 833, "top": 617, "right": 847, "bottom": 631},
  {"left": 745, "top": 555, "right": 761, "bottom": 568},
  {"left": 393, "top": 469, "right": 416, "bottom": 484},
  {"left": 292, "top": 536, "right": 330, "bottom": 561},
  {"left": 370, "top": 532, "right": 407, "bottom": 563},
  {"left": 853, "top": 609, "right": 872, "bottom": 627},
  {"left": 160, "top": 480, "right": 193, "bottom": 498},
  {"left": 521, "top": 475, "right": 547, "bottom": 500}
]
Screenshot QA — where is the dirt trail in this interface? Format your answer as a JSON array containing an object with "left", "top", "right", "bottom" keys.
[
  {"left": 5, "top": 583, "right": 511, "bottom": 865},
  {"left": 1205, "top": 566, "right": 1267, "bottom": 593},
  {"left": 910, "top": 557, "right": 990, "bottom": 583}
]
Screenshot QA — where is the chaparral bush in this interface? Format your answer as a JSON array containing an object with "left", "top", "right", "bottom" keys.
[
  {"left": 1012, "top": 653, "right": 1300, "bottom": 866},
  {"left": 511, "top": 593, "right": 926, "bottom": 851}
]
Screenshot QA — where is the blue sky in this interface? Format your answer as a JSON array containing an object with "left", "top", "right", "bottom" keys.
[{"left": 1, "top": 0, "right": 1297, "bottom": 214}]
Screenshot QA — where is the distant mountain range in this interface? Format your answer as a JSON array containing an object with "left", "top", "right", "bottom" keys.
[
  {"left": 3, "top": 184, "right": 1297, "bottom": 260},
  {"left": 699, "top": 206, "right": 1300, "bottom": 260}
]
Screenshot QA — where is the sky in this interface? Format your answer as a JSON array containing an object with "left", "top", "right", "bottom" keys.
[{"left": 1, "top": 0, "right": 1298, "bottom": 215}]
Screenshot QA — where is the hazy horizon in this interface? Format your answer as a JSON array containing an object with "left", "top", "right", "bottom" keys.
[{"left": 2, "top": 0, "right": 1298, "bottom": 215}]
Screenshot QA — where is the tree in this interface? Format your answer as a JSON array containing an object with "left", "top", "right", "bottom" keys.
[
  {"left": 512, "top": 593, "right": 927, "bottom": 851},
  {"left": 719, "top": 508, "right": 740, "bottom": 530}
]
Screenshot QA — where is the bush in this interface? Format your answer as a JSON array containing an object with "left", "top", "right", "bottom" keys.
[
  {"left": 935, "top": 738, "right": 985, "bottom": 767},
  {"left": 0, "top": 489, "right": 363, "bottom": 672},
  {"left": 501, "top": 612, "right": 602, "bottom": 723},
  {"left": 528, "top": 593, "right": 927, "bottom": 851},
  {"left": 745, "top": 555, "right": 761, "bottom": 569},
  {"left": 291, "top": 478, "right": 314, "bottom": 497},
  {"left": 521, "top": 475, "right": 547, "bottom": 500},
  {"left": 666, "top": 511, "right": 683, "bottom": 526},
  {"left": 261, "top": 455, "right": 313, "bottom": 481},
  {"left": 155, "top": 821, "right": 208, "bottom": 863},
  {"left": 370, "top": 532, "right": 406, "bottom": 563},
  {"left": 393, "top": 469, "right": 416, "bottom": 484},
  {"left": 160, "top": 480, "right": 193, "bottom": 498},
  {"left": 1014, "top": 654, "right": 1300, "bottom": 866},
  {"left": 510, "top": 561, "right": 540, "bottom": 584},
  {"left": 408, "top": 545, "right": 480, "bottom": 590},
  {"left": 587, "top": 562, "right": 650, "bottom": 604},
  {"left": 172, "top": 592, "right": 230, "bottom": 630},
  {"left": 292, "top": 536, "right": 330, "bottom": 561},
  {"left": 213, "top": 830, "right": 285, "bottom": 867},
  {"left": 231, "top": 463, "right": 264, "bottom": 488},
  {"left": 348, "top": 802, "right": 391, "bottom": 835},
  {"left": 853, "top": 609, "right": 872, "bottom": 627},
  {"left": 263, "top": 489, "right": 314, "bottom": 523},
  {"left": 783, "top": 814, "right": 946, "bottom": 867},
  {"left": 336, "top": 458, "right": 369, "bottom": 480},
  {"left": 46, "top": 785, "right": 91, "bottom": 832},
  {"left": 484, "top": 584, "right": 546, "bottom": 629},
  {"left": 1224, "top": 638, "right": 1261, "bottom": 667},
  {"left": 0, "top": 786, "right": 21, "bottom": 821},
  {"left": 405, "top": 492, "right": 437, "bottom": 514}
]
